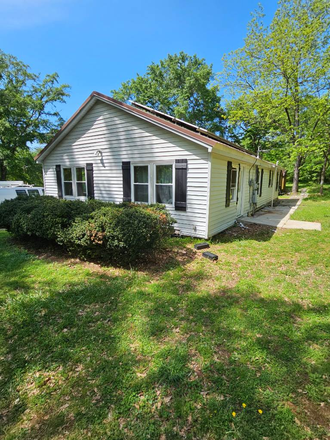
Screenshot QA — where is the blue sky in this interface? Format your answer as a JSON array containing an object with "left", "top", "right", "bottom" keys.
[{"left": 1, "top": 0, "right": 279, "bottom": 120}]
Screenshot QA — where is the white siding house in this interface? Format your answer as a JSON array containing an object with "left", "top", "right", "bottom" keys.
[{"left": 36, "top": 92, "right": 284, "bottom": 239}]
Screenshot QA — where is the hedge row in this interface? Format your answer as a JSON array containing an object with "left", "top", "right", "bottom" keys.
[{"left": 0, "top": 196, "right": 175, "bottom": 264}]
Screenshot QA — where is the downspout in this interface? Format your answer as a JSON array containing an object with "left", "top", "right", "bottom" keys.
[{"left": 205, "top": 150, "right": 212, "bottom": 239}]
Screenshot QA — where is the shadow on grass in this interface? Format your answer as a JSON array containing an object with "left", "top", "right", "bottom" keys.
[
  {"left": 7, "top": 234, "right": 197, "bottom": 276},
  {"left": 1, "top": 233, "right": 329, "bottom": 439}
]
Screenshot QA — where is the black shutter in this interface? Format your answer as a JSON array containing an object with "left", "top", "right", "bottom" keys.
[
  {"left": 225, "top": 161, "right": 232, "bottom": 208},
  {"left": 276, "top": 171, "right": 279, "bottom": 191},
  {"left": 259, "top": 169, "right": 264, "bottom": 196},
  {"left": 256, "top": 165, "right": 259, "bottom": 184},
  {"left": 55, "top": 165, "right": 63, "bottom": 199},
  {"left": 236, "top": 164, "right": 241, "bottom": 205},
  {"left": 175, "top": 159, "right": 188, "bottom": 211},
  {"left": 122, "top": 161, "right": 131, "bottom": 202},
  {"left": 86, "top": 163, "right": 94, "bottom": 199}
]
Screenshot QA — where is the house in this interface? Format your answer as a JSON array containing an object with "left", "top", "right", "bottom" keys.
[{"left": 35, "top": 91, "right": 285, "bottom": 239}]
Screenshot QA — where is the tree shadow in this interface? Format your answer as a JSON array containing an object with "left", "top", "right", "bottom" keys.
[
  {"left": 1, "top": 234, "right": 329, "bottom": 439},
  {"left": 7, "top": 234, "right": 197, "bottom": 277}
]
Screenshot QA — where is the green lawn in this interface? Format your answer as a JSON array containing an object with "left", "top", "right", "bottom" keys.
[{"left": 0, "top": 188, "right": 329, "bottom": 439}]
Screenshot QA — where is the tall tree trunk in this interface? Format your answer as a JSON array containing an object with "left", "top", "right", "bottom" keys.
[
  {"left": 319, "top": 151, "right": 329, "bottom": 196},
  {"left": 0, "top": 160, "right": 7, "bottom": 181},
  {"left": 292, "top": 154, "right": 302, "bottom": 193}
]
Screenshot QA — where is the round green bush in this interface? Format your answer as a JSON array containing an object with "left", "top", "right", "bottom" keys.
[
  {"left": 8, "top": 197, "right": 93, "bottom": 240},
  {"left": 0, "top": 196, "right": 175, "bottom": 265},
  {"left": 59, "top": 205, "right": 175, "bottom": 264}
]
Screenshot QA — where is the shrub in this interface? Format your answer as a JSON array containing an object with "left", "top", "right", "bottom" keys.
[
  {"left": 0, "top": 197, "right": 30, "bottom": 230},
  {"left": 0, "top": 196, "right": 175, "bottom": 265},
  {"left": 7, "top": 197, "right": 94, "bottom": 240},
  {"left": 58, "top": 205, "right": 174, "bottom": 264}
]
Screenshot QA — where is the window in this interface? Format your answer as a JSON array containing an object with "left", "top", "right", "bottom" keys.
[
  {"left": 63, "top": 168, "right": 73, "bottom": 196},
  {"left": 63, "top": 167, "right": 87, "bottom": 198},
  {"left": 230, "top": 167, "right": 238, "bottom": 201},
  {"left": 27, "top": 189, "right": 40, "bottom": 197},
  {"left": 15, "top": 189, "right": 27, "bottom": 197},
  {"left": 133, "top": 165, "right": 149, "bottom": 203},
  {"left": 155, "top": 164, "right": 173, "bottom": 205},
  {"left": 76, "top": 167, "right": 87, "bottom": 197}
]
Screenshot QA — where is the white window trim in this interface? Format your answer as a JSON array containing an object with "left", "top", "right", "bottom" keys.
[
  {"left": 131, "top": 161, "right": 176, "bottom": 206},
  {"left": 62, "top": 166, "right": 87, "bottom": 200},
  {"left": 230, "top": 166, "right": 239, "bottom": 203},
  {"left": 154, "top": 163, "right": 175, "bottom": 207},
  {"left": 131, "top": 164, "right": 151, "bottom": 204}
]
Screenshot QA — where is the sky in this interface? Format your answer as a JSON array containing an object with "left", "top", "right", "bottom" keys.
[{"left": 0, "top": 0, "right": 279, "bottom": 121}]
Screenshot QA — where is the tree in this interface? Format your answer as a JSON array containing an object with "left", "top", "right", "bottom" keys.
[
  {"left": 111, "top": 52, "right": 226, "bottom": 135},
  {"left": 220, "top": 0, "right": 330, "bottom": 192},
  {"left": 0, "top": 50, "right": 70, "bottom": 181},
  {"left": 310, "top": 97, "right": 330, "bottom": 194},
  {"left": 6, "top": 148, "right": 43, "bottom": 186}
]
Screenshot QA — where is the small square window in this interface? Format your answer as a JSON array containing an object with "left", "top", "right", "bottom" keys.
[
  {"left": 28, "top": 189, "right": 40, "bottom": 197},
  {"left": 134, "top": 166, "right": 148, "bottom": 184},
  {"left": 15, "top": 189, "right": 27, "bottom": 197},
  {"left": 63, "top": 168, "right": 72, "bottom": 181},
  {"left": 64, "top": 182, "right": 73, "bottom": 196},
  {"left": 77, "top": 182, "right": 87, "bottom": 197},
  {"left": 76, "top": 167, "right": 86, "bottom": 182}
]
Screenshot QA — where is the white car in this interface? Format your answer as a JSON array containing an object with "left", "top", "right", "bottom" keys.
[{"left": 0, "top": 182, "right": 44, "bottom": 204}]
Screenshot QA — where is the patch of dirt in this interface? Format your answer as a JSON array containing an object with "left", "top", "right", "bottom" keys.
[
  {"left": 213, "top": 345, "right": 231, "bottom": 365},
  {"left": 226, "top": 222, "right": 275, "bottom": 236},
  {"left": 286, "top": 398, "right": 330, "bottom": 431},
  {"left": 212, "top": 222, "right": 276, "bottom": 243}
]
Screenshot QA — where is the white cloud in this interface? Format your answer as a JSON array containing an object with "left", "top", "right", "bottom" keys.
[{"left": 0, "top": 0, "right": 75, "bottom": 30}]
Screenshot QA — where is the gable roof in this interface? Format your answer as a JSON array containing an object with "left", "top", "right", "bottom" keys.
[{"left": 35, "top": 91, "right": 263, "bottom": 163}]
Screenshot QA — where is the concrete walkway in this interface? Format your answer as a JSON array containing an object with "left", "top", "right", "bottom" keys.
[{"left": 240, "top": 195, "right": 321, "bottom": 231}]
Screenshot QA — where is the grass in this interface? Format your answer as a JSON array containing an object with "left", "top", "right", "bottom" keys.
[{"left": 0, "top": 187, "right": 329, "bottom": 439}]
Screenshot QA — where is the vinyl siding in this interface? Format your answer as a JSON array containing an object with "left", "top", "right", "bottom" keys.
[
  {"left": 42, "top": 101, "right": 210, "bottom": 238},
  {"left": 208, "top": 154, "right": 280, "bottom": 237},
  {"left": 256, "top": 167, "right": 279, "bottom": 209},
  {"left": 208, "top": 155, "right": 243, "bottom": 237}
]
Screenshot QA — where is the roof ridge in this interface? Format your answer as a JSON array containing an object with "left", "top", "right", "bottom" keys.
[{"left": 36, "top": 91, "right": 275, "bottom": 164}]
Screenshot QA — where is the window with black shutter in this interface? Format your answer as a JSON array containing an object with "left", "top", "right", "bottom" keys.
[
  {"left": 226, "top": 161, "right": 239, "bottom": 206},
  {"left": 59, "top": 166, "right": 88, "bottom": 199}
]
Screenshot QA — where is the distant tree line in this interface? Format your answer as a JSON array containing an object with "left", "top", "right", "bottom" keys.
[{"left": 1, "top": 0, "right": 330, "bottom": 192}]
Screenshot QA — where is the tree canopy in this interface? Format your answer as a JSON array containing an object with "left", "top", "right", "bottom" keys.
[
  {"left": 111, "top": 52, "right": 225, "bottom": 135},
  {"left": 220, "top": 0, "right": 330, "bottom": 192},
  {"left": 0, "top": 50, "right": 70, "bottom": 181}
]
